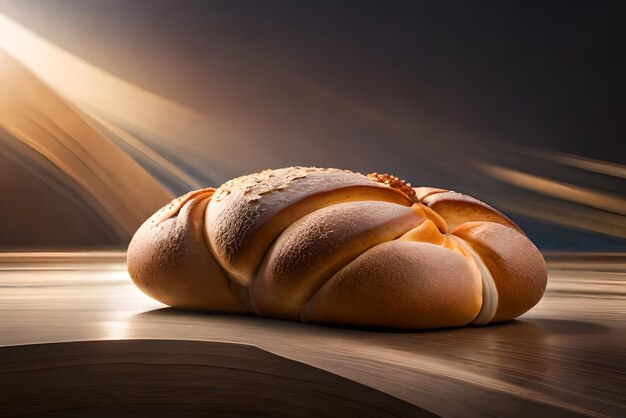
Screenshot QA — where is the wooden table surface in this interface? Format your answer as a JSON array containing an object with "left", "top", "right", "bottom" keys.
[{"left": 0, "top": 252, "right": 624, "bottom": 417}]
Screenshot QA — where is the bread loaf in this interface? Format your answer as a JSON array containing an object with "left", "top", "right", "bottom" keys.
[{"left": 127, "top": 167, "right": 547, "bottom": 329}]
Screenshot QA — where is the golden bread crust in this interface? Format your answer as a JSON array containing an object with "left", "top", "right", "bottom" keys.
[
  {"left": 452, "top": 222, "right": 547, "bottom": 322},
  {"left": 302, "top": 241, "right": 482, "bottom": 328},
  {"left": 127, "top": 189, "right": 247, "bottom": 312},
  {"left": 251, "top": 201, "right": 425, "bottom": 319},
  {"left": 205, "top": 167, "right": 413, "bottom": 286},
  {"left": 127, "top": 167, "right": 548, "bottom": 329},
  {"left": 420, "top": 191, "right": 522, "bottom": 232}
]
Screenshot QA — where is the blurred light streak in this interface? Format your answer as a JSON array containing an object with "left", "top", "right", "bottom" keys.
[
  {"left": 0, "top": 13, "right": 225, "bottom": 182},
  {"left": 83, "top": 109, "right": 202, "bottom": 190},
  {"left": 545, "top": 152, "right": 626, "bottom": 179},
  {"left": 0, "top": 49, "right": 172, "bottom": 237},
  {"left": 479, "top": 163, "right": 626, "bottom": 216},
  {"left": 486, "top": 196, "right": 626, "bottom": 239}
]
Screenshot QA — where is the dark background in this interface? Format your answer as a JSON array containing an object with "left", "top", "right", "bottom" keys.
[{"left": 0, "top": 0, "right": 624, "bottom": 250}]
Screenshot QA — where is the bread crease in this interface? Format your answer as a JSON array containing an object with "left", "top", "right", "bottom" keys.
[{"left": 128, "top": 167, "right": 547, "bottom": 329}]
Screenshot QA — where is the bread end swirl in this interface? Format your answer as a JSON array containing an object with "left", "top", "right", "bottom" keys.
[{"left": 127, "top": 189, "right": 247, "bottom": 313}]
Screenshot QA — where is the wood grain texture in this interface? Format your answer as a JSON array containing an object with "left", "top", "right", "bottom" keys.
[
  {"left": 0, "top": 339, "right": 427, "bottom": 417},
  {"left": 0, "top": 252, "right": 624, "bottom": 417}
]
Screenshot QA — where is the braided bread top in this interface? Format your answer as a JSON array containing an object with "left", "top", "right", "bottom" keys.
[{"left": 127, "top": 167, "right": 547, "bottom": 329}]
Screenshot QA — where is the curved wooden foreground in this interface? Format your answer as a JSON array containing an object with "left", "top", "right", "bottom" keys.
[{"left": 0, "top": 252, "right": 624, "bottom": 417}]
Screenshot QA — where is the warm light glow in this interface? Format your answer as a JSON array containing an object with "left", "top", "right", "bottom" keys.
[
  {"left": 101, "top": 320, "right": 129, "bottom": 340},
  {"left": 479, "top": 163, "right": 626, "bottom": 215},
  {"left": 0, "top": 13, "right": 223, "bottom": 181},
  {"left": 477, "top": 162, "right": 626, "bottom": 238}
]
